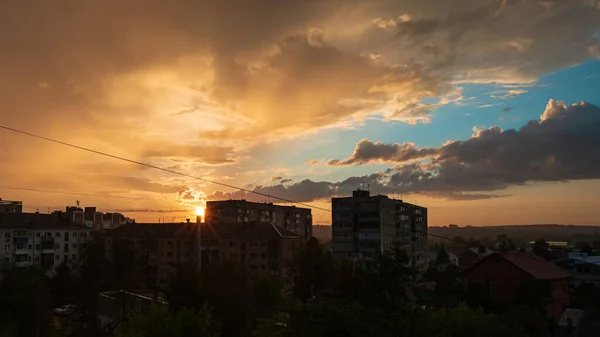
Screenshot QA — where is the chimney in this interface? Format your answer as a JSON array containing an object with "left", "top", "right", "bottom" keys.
[{"left": 186, "top": 218, "right": 190, "bottom": 223}]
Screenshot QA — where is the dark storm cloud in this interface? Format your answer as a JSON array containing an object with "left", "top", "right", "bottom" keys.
[
  {"left": 327, "top": 139, "right": 437, "bottom": 165},
  {"left": 214, "top": 99, "right": 600, "bottom": 201}
]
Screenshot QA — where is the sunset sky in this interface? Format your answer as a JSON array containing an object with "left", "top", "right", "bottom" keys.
[{"left": 1, "top": 0, "right": 599, "bottom": 226}]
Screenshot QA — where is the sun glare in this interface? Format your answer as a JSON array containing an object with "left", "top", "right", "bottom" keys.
[{"left": 195, "top": 206, "right": 205, "bottom": 217}]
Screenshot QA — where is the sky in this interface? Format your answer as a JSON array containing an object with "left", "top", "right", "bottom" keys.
[{"left": 1, "top": 0, "right": 600, "bottom": 226}]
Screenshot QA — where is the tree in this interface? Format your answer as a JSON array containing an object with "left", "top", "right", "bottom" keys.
[
  {"left": 287, "top": 237, "right": 332, "bottom": 301},
  {"left": 283, "top": 300, "right": 392, "bottom": 337},
  {"left": 413, "top": 303, "right": 527, "bottom": 337},
  {"left": 0, "top": 267, "right": 54, "bottom": 337},
  {"left": 500, "top": 305, "right": 547, "bottom": 337},
  {"left": 515, "top": 279, "right": 553, "bottom": 313},
  {"left": 354, "top": 243, "right": 414, "bottom": 311},
  {"left": 532, "top": 240, "right": 556, "bottom": 261},
  {"left": 164, "top": 264, "right": 202, "bottom": 310},
  {"left": 51, "top": 261, "right": 75, "bottom": 304},
  {"left": 435, "top": 245, "right": 450, "bottom": 266},
  {"left": 116, "top": 304, "right": 220, "bottom": 337}
]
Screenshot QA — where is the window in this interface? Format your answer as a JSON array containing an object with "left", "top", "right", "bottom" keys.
[
  {"left": 64, "top": 255, "right": 69, "bottom": 261},
  {"left": 3, "top": 257, "right": 8, "bottom": 263},
  {"left": 4, "top": 232, "right": 10, "bottom": 238},
  {"left": 229, "top": 241, "right": 236, "bottom": 247},
  {"left": 55, "top": 243, "right": 60, "bottom": 249},
  {"left": 64, "top": 244, "right": 69, "bottom": 253},
  {"left": 28, "top": 244, "right": 32, "bottom": 250},
  {"left": 28, "top": 256, "right": 32, "bottom": 262},
  {"left": 176, "top": 241, "right": 181, "bottom": 249},
  {"left": 260, "top": 253, "right": 266, "bottom": 259},
  {"left": 166, "top": 240, "right": 173, "bottom": 246},
  {"left": 55, "top": 255, "right": 59, "bottom": 261},
  {"left": 35, "top": 244, "right": 40, "bottom": 250},
  {"left": 72, "top": 243, "right": 77, "bottom": 248},
  {"left": 250, "top": 253, "right": 258, "bottom": 259},
  {"left": 72, "top": 254, "right": 77, "bottom": 260},
  {"left": 16, "top": 243, "right": 25, "bottom": 250},
  {"left": 64, "top": 232, "right": 69, "bottom": 242},
  {"left": 82, "top": 232, "right": 87, "bottom": 238},
  {"left": 4, "top": 244, "right": 9, "bottom": 251},
  {"left": 167, "top": 251, "right": 172, "bottom": 257},
  {"left": 36, "top": 232, "right": 41, "bottom": 237},
  {"left": 249, "top": 265, "right": 258, "bottom": 270},
  {"left": 73, "top": 232, "right": 77, "bottom": 238},
  {"left": 250, "top": 241, "right": 257, "bottom": 248},
  {"left": 261, "top": 265, "right": 266, "bottom": 270},
  {"left": 55, "top": 232, "right": 60, "bottom": 238},
  {"left": 45, "top": 232, "right": 51, "bottom": 237}
]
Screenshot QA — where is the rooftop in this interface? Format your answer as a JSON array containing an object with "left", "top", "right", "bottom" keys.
[
  {"left": 501, "top": 251, "right": 571, "bottom": 280},
  {"left": 100, "top": 221, "right": 302, "bottom": 240},
  {"left": 0, "top": 212, "right": 89, "bottom": 230}
]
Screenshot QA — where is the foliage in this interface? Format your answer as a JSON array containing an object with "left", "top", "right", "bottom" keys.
[
  {"left": 499, "top": 305, "right": 547, "bottom": 337},
  {"left": 0, "top": 267, "right": 54, "bottom": 337},
  {"left": 572, "top": 283, "right": 600, "bottom": 310},
  {"left": 514, "top": 279, "right": 553, "bottom": 313},
  {"left": 354, "top": 243, "right": 414, "bottom": 311},
  {"left": 287, "top": 237, "right": 332, "bottom": 301},
  {"left": 116, "top": 304, "right": 220, "bottom": 337},
  {"left": 435, "top": 245, "right": 450, "bottom": 265},
  {"left": 532, "top": 240, "right": 556, "bottom": 261},
  {"left": 282, "top": 300, "right": 392, "bottom": 337},
  {"left": 413, "top": 303, "right": 527, "bottom": 337},
  {"left": 51, "top": 261, "right": 75, "bottom": 304}
]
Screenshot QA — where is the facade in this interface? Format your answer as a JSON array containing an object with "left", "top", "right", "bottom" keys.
[
  {"left": 200, "top": 221, "right": 302, "bottom": 282},
  {"left": 462, "top": 251, "right": 571, "bottom": 320},
  {"left": 205, "top": 200, "right": 312, "bottom": 240},
  {"left": 553, "top": 252, "right": 600, "bottom": 288},
  {"left": 100, "top": 220, "right": 302, "bottom": 287},
  {"left": 0, "top": 198, "right": 23, "bottom": 213},
  {"left": 0, "top": 212, "right": 92, "bottom": 273},
  {"left": 331, "top": 189, "right": 428, "bottom": 271},
  {"left": 100, "top": 222, "right": 198, "bottom": 287}
]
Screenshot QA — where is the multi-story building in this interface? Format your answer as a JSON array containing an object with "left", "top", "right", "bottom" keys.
[
  {"left": 331, "top": 189, "right": 428, "bottom": 271},
  {"left": 200, "top": 221, "right": 302, "bottom": 282},
  {"left": 0, "top": 198, "right": 23, "bottom": 213},
  {"left": 0, "top": 212, "right": 92, "bottom": 274},
  {"left": 206, "top": 200, "right": 312, "bottom": 240},
  {"left": 82, "top": 206, "right": 133, "bottom": 230},
  {"left": 100, "top": 219, "right": 302, "bottom": 287}
]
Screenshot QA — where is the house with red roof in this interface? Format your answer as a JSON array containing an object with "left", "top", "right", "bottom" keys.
[{"left": 462, "top": 251, "right": 571, "bottom": 320}]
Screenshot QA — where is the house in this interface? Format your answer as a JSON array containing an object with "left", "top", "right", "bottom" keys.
[
  {"left": 458, "top": 246, "right": 494, "bottom": 270},
  {"left": 462, "top": 251, "right": 571, "bottom": 320},
  {"left": 553, "top": 252, "right": 600, "bottom": 288}
]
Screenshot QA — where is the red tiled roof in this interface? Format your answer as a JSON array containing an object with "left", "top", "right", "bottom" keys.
[{"left": 501, "top": 251, "right": 570, "bottom": 280}]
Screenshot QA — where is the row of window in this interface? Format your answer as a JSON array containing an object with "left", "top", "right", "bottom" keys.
[
  {"left": 4, "top": 254, "right": 78, "bottom": 263},
  {"left": 5, "top": 242, "right": 81, "bottom": 251},
  {"left": 3, "top": 231, "right": 88, "bottom": 239}
]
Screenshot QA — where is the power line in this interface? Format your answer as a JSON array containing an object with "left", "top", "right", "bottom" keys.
[
  {"left": 0, "top": 125, "right": 331, "bottom": 213},
  {"left": 0, "top": 186, "right": 157, "bottom": 201},
  {"left": 0, "top": 125, "right": 466, "bottom": 245}
]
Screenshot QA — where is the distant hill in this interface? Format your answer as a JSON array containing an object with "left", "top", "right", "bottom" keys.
[{"left": 429, "top": 224, "right": 600, "bottom": 245}]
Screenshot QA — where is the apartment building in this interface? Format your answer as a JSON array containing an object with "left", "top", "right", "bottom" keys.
[
  {"left": 331, "top": 189, "right": 428, "bottom": 271},
  {"left": 0, "top": 212, "right": 92, "bottom": 273},
  {"left": 206, "top": 200, "right": 312, "bottom": 240},
  {"left": 99, "top": 222, "right": 198, "bottom": 287},
  {"left": 200, "top": 221, "right": 302, "bottom": 282},
  {"left": 100, "top": 219, "right": 302, "bottom": 287}
]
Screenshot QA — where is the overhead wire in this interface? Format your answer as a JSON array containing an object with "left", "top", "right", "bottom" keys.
[
  {"left": 0, "top": 125, "right": 331, "bottom": 212},
  {"left": 0, "top": 125, "right": 468, "bottom": 245}
]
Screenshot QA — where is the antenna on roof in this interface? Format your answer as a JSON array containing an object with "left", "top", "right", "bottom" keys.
[{"left": 76, "top": 200, "right": 80, "bottom": 207}]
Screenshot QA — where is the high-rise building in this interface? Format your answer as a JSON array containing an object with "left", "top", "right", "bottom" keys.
[
  {"left": 206, "top": 200, "right": 312, "bottom": 240},
  {"left": 331, "top": 189, "right": 428, "bottom": 272}
]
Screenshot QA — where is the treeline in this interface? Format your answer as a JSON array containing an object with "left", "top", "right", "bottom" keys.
[{"left": 3, "top": 238, "right": 600, "bottom": 337}]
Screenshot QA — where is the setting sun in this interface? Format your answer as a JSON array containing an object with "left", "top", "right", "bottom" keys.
[{"left": 195, "top": 206, "right": 205, "bottom": 217}]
